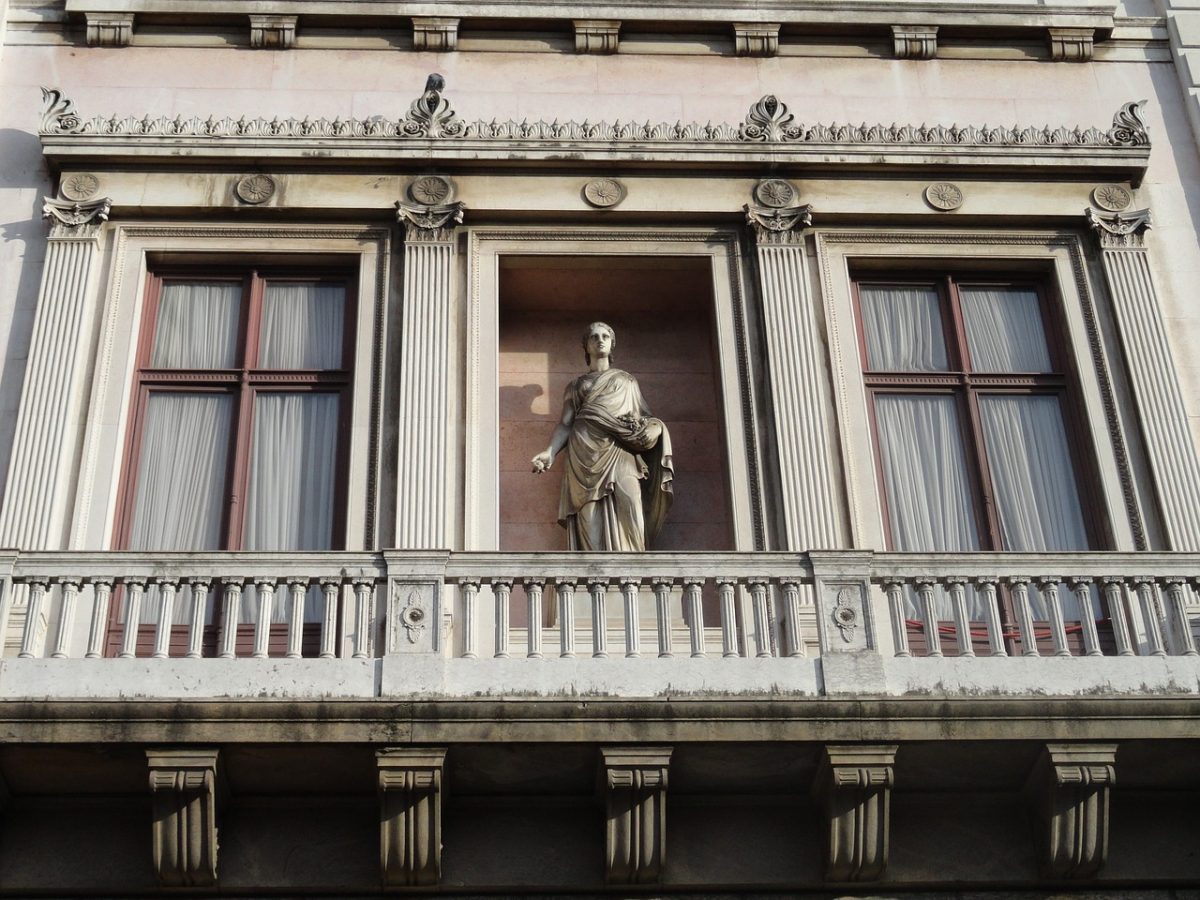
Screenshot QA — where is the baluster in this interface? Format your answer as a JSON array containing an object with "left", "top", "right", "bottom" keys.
[
  {"left": 86, "top": 578, "right": 114, "bottom": 659},
  {"left": 50, "top": 578, "right": 82, "bottom": 659},
  {"left": 253, "top": 578, "right": 275, "bottom": 659},
  {"left": 353, "top": 577, "right": 373, "bottom": 659},
  {"left": 621, "top": 578, "right": 641, "bottom": 658},
  {"left": 524, "top": 578, "right": 544, "bottom": 659},
  {"left": 973, "top": 577, "right": 1005, "bottom": 657},
  {"left": 1163, "top": 578, "right": 1198, "bottom": 657},
  {"left": 319, "top": 578, "right": 340, "bottom": 659},
  {"left": 916, "top": 579, "right": 941, "bottom": 658},
  {"left": 589, "top": 578, "right": 609, "bottom": 658},
  {"left": 750, "top": 577, "right": 772, "bottom": 658},
  {"left": 1040, "top": 576, "right": 1069, "bottom": 658},
  {"left": 781, "top": 580, "right": 806, "bottom": 658},
  {"left": 1133, "top": 576, "right": 1166, "bottom": 657},
  {"left": 556, "top": 577, "right": 576, "bottom": 658},
  {"left": 187, "top": 578, "right": 209, "bottom": 659},
  {"left": 286, "top": 578, "right": 306, "bottom": 659},
  {"left": 652, "top": 576, "right": 673, "bottom": 658},
  {"left": 493, "top": 579, "right": 512, "bottom": 659},
  {"left": 947, "top": 577, "right": 973, "bottom": 657},
  {"left": 459, "top": 579, "right": 480, "bottom": 659},
  {"left": 1008, "top": 577, "right": 1037, "bottom": 657},
  {"left": 153, "top": 580, "right": 178, "bottom": 659},
  {"left": 19, "top": 580, "right": 49, "bottom": 658},
  {"left": 883, "top": 579, "right": 909, "bottom": 658},
  {"left": 716, "top": 578, "right": 738, "bottom": 658},
  {"left": 1103, "top": 577, "right": 1135, "bottom": 657},
  {"left": 119, "top": 579, "right": 147, "bottom": 659},
  {"left": 0, "top": 573, "right": 12, "bottom": 653},
  {"left": 218, "top": 578, "right": 243, "bottom": 659},
  {"left": 1070, "top": 577, "right": 1102, "bottom": 657},
  {"left": 684, "top": 578, "right": 706, "bottom": 658}
]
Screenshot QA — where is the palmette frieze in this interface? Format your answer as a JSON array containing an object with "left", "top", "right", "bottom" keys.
[{"left": 38, "top": 82, "right": 1150, "bottom": 152}]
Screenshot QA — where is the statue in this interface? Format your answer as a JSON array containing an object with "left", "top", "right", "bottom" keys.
[{"left": 531, "top": 322, "right": 674, "bottom": 551}]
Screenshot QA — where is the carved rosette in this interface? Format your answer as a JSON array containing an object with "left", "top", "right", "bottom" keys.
[
  {"left": 376, "top": 748, "right": 447, "bottom": 887},
  {"left": 396, "top": 200, "right": 465, "bottom": 243},
  {"left": 1028, "top": 743, "right": 1117, "bottom": 879},
  {"left": 814, "top": 745, "right": 897, "bottom": 882},
  {"left": 600, "top": 747, "right": 671, "bottom": 884},
  {"left": 1087, "top": 206, "right": 1152, "bottom": 249},
  {"left": 42, "top": 196, "right": 112, "bottom": 238},
  {"left": 146, "top": 749, "right": 223, "bottom": 887},
  {"left": 745, "top": 202, "right": 813, "bottom": 245}
]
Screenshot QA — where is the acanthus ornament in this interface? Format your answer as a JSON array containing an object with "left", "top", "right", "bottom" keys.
[
  {"left": 40, "top": 87, "right": 82, "bottom": 134},
  {"left": 402, "top": 73, "right": 465, "bottom": 139},
  {"left": 235, "top": 174, "right": 276, "bottom": 204},
  {"left": 583, "top": 177, "right": 626, "bottom": 208},
  {"left": 1087, "top": 206, "right": 1152, "bottom": 249},
  {"left": 1110, "top": 100, "right": 1149, "bottom": 146},
  {"left": 745, "top": 202, "right": 813, "bottom": 243},
  {"left": 42, "top": 196, "right": 112, "bottom": 234},
  {"left": 60, "top": 173, "right": 100, "bottom": 201},
  {"left": 924, "top": 182, "right": 964, "bottom": 211},
  {"left": 1092, "top": 183, "right": 1132, "bottom": 212},
  {"left": 396, "top": 199, "right": 465, "bottom": 240}
]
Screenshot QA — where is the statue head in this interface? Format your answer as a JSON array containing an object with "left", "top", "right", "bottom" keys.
[{"left": 582, "top": 321, "right": 616, "bottom": 365}]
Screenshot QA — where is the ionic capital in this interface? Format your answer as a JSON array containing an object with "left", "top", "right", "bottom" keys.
[
  {"left": 745, "top": 202, "right": 813, "bottom": 245},
  {"left": 42, "top": 196, "right": 111, "bottom": 238},
  {"left": 397, "top": 200, "right": 465, "bottom": 243},
  {"left": 1087, "top": 206, "right": 1152, "bottom": 250}
]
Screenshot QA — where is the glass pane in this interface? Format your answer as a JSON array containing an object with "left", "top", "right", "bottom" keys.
[
  {"left": 978, "top": 394, "right": 1089, "bottom": 551},
  {"left": 258, "top": 283, "right": 345, "bottom": 369},
  {"left": 243, "top": 393, "right": 339, "bottom": 552},
  {"left": 874, "top": 394, "right": 980, "bottom": 552},
  {"left": 859, "top": 285, "right": 949, "bottom": 372},
  {"left": 150, "top": 282, "right": 240, "bottom": 368},
  {"left": 960, "top": 286, "right": 1052, "bottom": 372},
  {"left": 128, "top": 392, "right": 232, "bottom": 550}
]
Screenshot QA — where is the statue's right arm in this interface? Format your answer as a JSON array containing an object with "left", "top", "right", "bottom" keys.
[{"left": 531, "top": 396, "right": 575, "bottom": 473}]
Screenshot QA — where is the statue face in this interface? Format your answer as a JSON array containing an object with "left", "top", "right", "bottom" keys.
[{"left": 586, "top": 325, "right": 614, "bottom": 359}]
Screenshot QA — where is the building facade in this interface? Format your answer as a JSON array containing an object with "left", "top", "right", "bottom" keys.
[{"left": 0, "top": 0, "right": 1199, "bottom": 894}]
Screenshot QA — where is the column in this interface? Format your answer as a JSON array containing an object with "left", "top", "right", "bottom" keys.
[
  {"left": 599, "top": 747, "right": 672, "bottom": 885},
  {"left": 745, "top": 185, "right": 844, "bottom": 550},
  {"left": 0, "top": 196, "right": 111, "bottom": 549},
  {"left": 1088, "top": 207, "right": 1200, "bottom": 549},
  {"left": 146, "top": 749, "right": 223, "bottom": 887},
  {"left": 1026, "top": 743, "right": 1117, "bottom": 879},
  {"left": 395, "top": 196, "right": 465, "bottom": 548},
  {"left": 376, "top": 747, "right": 447, "bottom": 887},
  {"left": 813, "top": 744, "right": 897, "bottom": 882}
]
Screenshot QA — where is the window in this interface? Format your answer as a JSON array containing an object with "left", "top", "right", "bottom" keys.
[
  {"left": 112, "top": 269, "right": 355, "bottom": 655},
  {"left": 855, "top": 274, "right": 1105, "bottom": 652}
]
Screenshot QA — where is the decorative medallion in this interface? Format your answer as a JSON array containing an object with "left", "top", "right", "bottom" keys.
[
  {"left": 408, "top": 174, "right": 453, "bottom": 205},
  {"left": 400, "top": 591, "right": 427, "bottom": 645},
  {"left": 832, "top": 589, "right": 859, "bottom": 643},
  {"left": 1092, "top": 183, "right": 1132, "bottom": 212},
  {"left": 583, "top": 177, "right": 626, "bottom": 208},
  {"left": 924, "top": 182, "right": 964, "bottom": 211},
  {"left": 235, "top": 174, "right": 276, "bottom": 204},
  {"left": 60, "top": 173, "right": 99, "bottom": 201},
  {"left": 754, "top": 178, "right": 797, "bottom": 208}
]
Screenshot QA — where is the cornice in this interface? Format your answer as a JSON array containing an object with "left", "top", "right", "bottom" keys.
[{"left": 37, "top": 80, "right": 1151, "bottom": 181}]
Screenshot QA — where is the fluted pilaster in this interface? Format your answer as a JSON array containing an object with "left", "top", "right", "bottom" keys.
[
  {"left": 395, "top": 201, "right": 464, "bottom": 548},
  {"left": 0, "top": 197, "right": 111, "bottom": 549},
  {"left": 1088, "top": 207, "right": 1200, "bottom": 549}
]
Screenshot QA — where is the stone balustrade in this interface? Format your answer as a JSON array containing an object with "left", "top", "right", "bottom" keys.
[{"left": 0, "top": 549, "right": 1196, "bottom": 699}]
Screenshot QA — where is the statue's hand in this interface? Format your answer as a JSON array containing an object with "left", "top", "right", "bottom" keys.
[{"left": 531, "top": 450, "right": 554, "bottom": 473}]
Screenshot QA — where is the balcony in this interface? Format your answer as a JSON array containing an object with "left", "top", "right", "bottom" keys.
[{"left": 0, "top": 549, "right": 1197, "bottom": 700}]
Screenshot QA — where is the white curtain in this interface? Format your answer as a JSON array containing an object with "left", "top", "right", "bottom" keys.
[
  {"left": 242, "top": 393, "right": 340, "bottom": 621},
  {"left": 128, "top": 392, "right": 232, "bottom": 624},
  {"left": 258, "top": 283, "right": 345, "bottom": 369},
  {"left": 960, "top": 287, "right": 1051, "bottom": 372},
  {"left": 859, "top": 285, "right": 948, "bottom": 372},
  {"left": 151, "top": 282, "right": 240, "bottom": 369}
]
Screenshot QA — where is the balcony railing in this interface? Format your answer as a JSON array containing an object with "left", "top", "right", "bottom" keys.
[{"left": 0, "top": 549, "right": 1197, "bottom": 699}]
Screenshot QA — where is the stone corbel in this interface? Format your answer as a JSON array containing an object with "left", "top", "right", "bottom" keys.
[
  {"left": 413, "top": 18, "right": 459, "bottom": 52},
  {"left": 814, "top": 744, "right": 897, "bottom": 882},
  {"left": 1026, "top": 743, "right": 1117, "bottom": 879},
  {"left": 85, "top": 12, "right": 134, "bottom": 47},
  {"left": 377, "top": 748, "right": 447, "bottom": 887},
  {"left": 745, "top": 202, "right": 812, "bottom": 245},
  {"left": 574, "top": 19, "right": 620, "bottom": 54},
  {"left": 1049, "top": 27, "right": 1095, "bottom": 61},
  {"left": 146, "top": 749, "right": 224, "bottom": 887},
  {"left": 43, "top": 195, "right": 112, "bottom": 238},
  {"left": 892, "top": 25, "right": 938, "bottom": 59},
  {"left": 599, "top": 747, "right": 671, "bottom": 885},
  {"left": 396, "top": 200, "right": 465, "bottom": 243},
  {"left": 249, "top": 15, "right": 297, "bottom": 49},
  {"left": 733, "top": 22, "right": 780, "bottom": 57},
  {"left": 1087, "top": 206, "right": 1152, "bottom": 249}
]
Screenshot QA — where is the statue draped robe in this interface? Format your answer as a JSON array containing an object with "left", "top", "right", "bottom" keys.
[{"left": 558, "top": 367, "right": 674, "bottom": 551}]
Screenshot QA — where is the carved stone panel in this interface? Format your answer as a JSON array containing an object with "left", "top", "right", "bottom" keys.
[
  {"left": 814, "top": 744, "right": 897, "bottom": 882},
  {"left": 377, "top": 748, "right": 447, "bottom": 887},
  {"left": 1027, "top": 743, "right": 1117, "bottom": 879},
  {"left": 146, "top": 749, "right": 223, "bottom": 887},
  {"left": 600, "top": 747, "right": 672, "bottom": 885},
  {"left": 386, "top": 580, "right": 440, "bottom": 653}
]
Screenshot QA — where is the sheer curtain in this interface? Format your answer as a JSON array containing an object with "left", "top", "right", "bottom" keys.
[
  {"left": 151, "top": 282, "right": 240, "bottom": 368},
  {"left": 259, "top": 283, "right": 344, "bottom": 369},
  {"left": 960, "top": 287, "right": 1051, "bottom": 372},
  {"left": 859, "top": 285, "right": 948, "bottom": 371}
]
